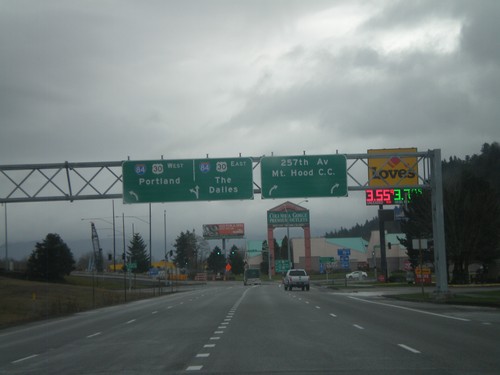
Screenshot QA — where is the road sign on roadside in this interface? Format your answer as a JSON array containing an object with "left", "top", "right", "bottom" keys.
[
  {"left": 319, "top": 257, "right": 335, "bottom": 264},
  {"left": 123, "top": 158, "right": 253, "bottom": 203},
  {"left": 337, "top": 249, "right": 351, "bottom": 256},
  {"left": 260, "top": 154, "right": 347, "bottom": 199},
  {"left": 275, "top": 260, "right": 291, "bottom": 273}
]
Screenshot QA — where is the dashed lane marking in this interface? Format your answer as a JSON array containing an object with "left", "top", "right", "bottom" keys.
[
  {"left": 398, "top": 344, "right": 421, "bottom": 354},
  {"left": 11, "top": 354, "right": 39, "bottom": 364}
]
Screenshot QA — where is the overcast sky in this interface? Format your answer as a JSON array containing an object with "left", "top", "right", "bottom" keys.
[{"left": 1, "top": 0, "right": 499, "bottom": 261}]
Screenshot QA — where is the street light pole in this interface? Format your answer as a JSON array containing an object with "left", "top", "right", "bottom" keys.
[
  {"left": 164, "top": 210, "right": 167, "bottom": 260},
  {"left": 3, "top": 203, "right": 7, "bottom": 271},
  {"left": 149, "top": 203, "right": 152, "bottom": 268},
  {"left": 112, "top": 200, "right": 116, "bottom": 272}
]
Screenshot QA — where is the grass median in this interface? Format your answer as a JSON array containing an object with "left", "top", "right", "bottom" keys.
[{"left": 0, "top": 275, "right": 171, "bottom": 330}]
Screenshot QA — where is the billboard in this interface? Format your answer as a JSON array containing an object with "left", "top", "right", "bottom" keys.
[
  {"left": 202, "top": 223, "right": 245, "bottom": 239},
  {"left": 267, "top": 211, "right": 310, "bottom": 227},
  {"left": 368, "top": 148, "right": 418, "bottom": 187}
]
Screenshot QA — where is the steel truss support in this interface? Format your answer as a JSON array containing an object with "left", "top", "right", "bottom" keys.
[{"left": 0, "top": 161, "right": 122, "bottom": 203}]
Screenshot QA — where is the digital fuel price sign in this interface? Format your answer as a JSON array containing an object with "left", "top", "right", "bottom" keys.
[{"left": 365, "top": 188, "right": 423, "bottom": 206}]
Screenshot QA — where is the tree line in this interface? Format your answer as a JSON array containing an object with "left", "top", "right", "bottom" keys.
[{"left": 324, "top": 142, "right": 500, "bottom": 283}]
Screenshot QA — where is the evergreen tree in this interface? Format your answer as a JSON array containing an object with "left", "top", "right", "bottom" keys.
[
  {"left": 401, "top": 143, "right": 500, "bottom": 283},
  {"left": 207, "top": 246, "right": 226, "bottom": 273},
  {"left": 273, "top": 238, "right": 281, "bottom": 259},
  {"left": 260, "top": 240, "right": 269, "bottom": 275},
  {"left": 27, "top": 233, "right": 75, "bottom": 281},
  {"left": 228, "top": 245, "right": 245, "bottom": 275},
  {"left": 281, "top": 236, "right": 288, "bottom": 260},
  {"left": 173, "top": 230, "right": 198, "bottom": 270},
  {"left": 127, "top": 233, "right": 150, "bottom": 273},
  {"left": 400, "top": 191, "right": 434, "bottom": 272}
]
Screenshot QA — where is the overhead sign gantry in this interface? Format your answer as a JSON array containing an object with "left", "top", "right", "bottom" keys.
[{"left": 0, "top": 149, "right": 449, "bottom": 297}]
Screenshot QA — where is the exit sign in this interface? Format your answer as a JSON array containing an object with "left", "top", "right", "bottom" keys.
[
  {"left": 122, "top": 158, "right": 253, "bottom": 203},
  {"left": 260, "top": 154, "right": 348, "bottom": 199}
]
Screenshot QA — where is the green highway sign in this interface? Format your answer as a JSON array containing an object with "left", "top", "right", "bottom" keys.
[
  {"left": 319, "top": 257, "right": 336, "bottom": 264},
  {"left": 123, "top": 158, "right": 253, "bottom": 203},
  {"left": 260, "top": 154, "right": 348, "bottom": 199},
  {"left": 275, "top": 259, "right": 291, "bottom": 273}
]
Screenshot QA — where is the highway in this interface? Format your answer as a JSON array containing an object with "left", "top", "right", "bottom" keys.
[{"left": 1, "top": 282, "right": 499, "bottom": 374}]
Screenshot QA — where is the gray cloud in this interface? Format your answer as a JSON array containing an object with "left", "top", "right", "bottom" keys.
[{"left": 0, "top": 1, "right": 498, "bottom": 260}]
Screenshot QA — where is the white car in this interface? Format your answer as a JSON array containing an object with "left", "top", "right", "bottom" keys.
[{"left": 346, "top": 271, "right": 368, "bottom": 280}]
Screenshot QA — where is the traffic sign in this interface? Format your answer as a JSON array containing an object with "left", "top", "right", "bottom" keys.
[
  {"left": 275, "top": 259, "right": 291, "bottom": 273},
  {"left": 337, "top": 249, "right": 351, "bottom": 256},
  {"left": 319, "top": 257, "right": 335, "bottom": 264},
  {"left": 123, "top": 158, "right": 254, "bottom": 203},
  {"left": 368, "top": 148, "right": 418, "bottom": 187},
  {"left": 260, "top": 154, "right": 347, "bottom": 199}
]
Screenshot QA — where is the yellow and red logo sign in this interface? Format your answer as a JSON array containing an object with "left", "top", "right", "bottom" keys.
[{"left": 368, "top": 148, "right": 418, "bottom": 187}]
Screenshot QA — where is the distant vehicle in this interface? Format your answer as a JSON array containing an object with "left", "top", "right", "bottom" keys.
[
  {"left": 244, "top": 268, "right": 261, "bottom": 285},
  {"left": 346, "top": 270, "right": 368, "bottom": 280},
  {"left": 283, "top": 269, "right": 310, "bottom": 291}
]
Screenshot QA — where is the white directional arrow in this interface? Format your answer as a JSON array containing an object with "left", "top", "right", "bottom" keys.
[
  {"left": 330, "top": 183, "right": 340, "bottom": 194},
  {"left": 129, "top": 191, "right": 139, "bottom": 201},
  {"left": 269, "top": 185, "right": 278, "bottom": 196},
  {"left": 189, "top": 186, "right": 200, "bottom": 199}
]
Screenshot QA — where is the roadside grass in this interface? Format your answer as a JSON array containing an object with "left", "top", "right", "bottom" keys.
[{"left": 0, "top": 276, "right": 169, "bottom": 330}]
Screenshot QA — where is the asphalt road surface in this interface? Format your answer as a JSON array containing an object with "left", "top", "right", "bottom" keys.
[{"left": 1, "top": 282, "right": 499, "bottom": 374}]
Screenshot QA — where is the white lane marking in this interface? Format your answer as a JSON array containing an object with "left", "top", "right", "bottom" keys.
[
  {"left": 330, "top": 313, "right": 337, "bottom": 318},
  {"left": 186, "top": 365, "right": 203, "bottom": 371},
  {"left": 221, "top": 322, "right": 229, "bottom": 325},
  {"left": 305, "top": 301, "right": 310, "bottom": 304},
  {"left": 398, "top": 344, "right": 421, "bottom": 354},
  {"left": 166, "top": 306, "right": 173, "bottom": 310},
  {"left": 204, "top": 344, "right": 215, "bottom": 348},
  {"left": 214, "top": 331, "right": 224, "bottom": 334},
  {"left": 353, "top": 324, "right": 364, "bottom": 330},
  {"left": 315, "top": 306, "right": 321, "bottom": 309},
  {"left": 348, "top": 296, "right": 471, "bottom": 321},
  {"left": 152, "top": 311, "right": 158, "bottom": 314},
  {"left": 12, "top": 354, "right": 39, "bottom": 364},
  {"left": 210, "top": 337, "right": 220, "bottom": 340},
  {"left": 126, "top": 319, "right": 136, "bottom": 324},
  {"left": 86, "top": 332, "right": 102, "bottom": 338},
  {"left": 196, "top": 353, "right": 210, "bottom": 358},
  {"left": 218, "top": 326, "right": 226, "bottom": 329}
]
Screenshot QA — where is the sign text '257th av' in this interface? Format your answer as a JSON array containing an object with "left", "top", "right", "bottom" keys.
[{"left": 260, "top": 155, "right": 348, "bottom": 199}]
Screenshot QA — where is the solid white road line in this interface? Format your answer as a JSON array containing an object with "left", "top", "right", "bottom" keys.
[
  {"left": 348, "top": 296, "right": 470, "bottom": 322},
  {"left": 12, "top": 354, "right": 39, "bottom": 364},
  {"left": 398, "top": 344, "right": 421, "bottom": 354}
]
